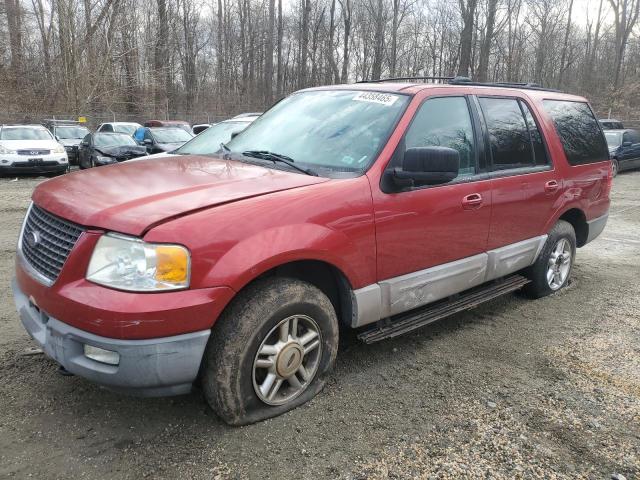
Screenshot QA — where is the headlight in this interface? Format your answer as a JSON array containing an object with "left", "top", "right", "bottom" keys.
[
  {"left": 0, "top": 145, "right": 15, "bottom": 155},
  {"left": 96, "top": 155, "right": 115, "bottom": 163},
  {"left": 52, "top": 145, "right": 65, "bottom": 154},
  {"left": 87, "top": 233, "right": 190, "bottom": 291}
]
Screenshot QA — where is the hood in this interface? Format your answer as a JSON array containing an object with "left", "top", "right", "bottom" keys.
[
  {"left": 96, "top": 145, "right": 147, "bottom": 159},
  {"left": 158, "top": 142, "right": 185, "bottom": 152},
  {"left": 130, "top": 151, "right": 176, "bottom": 161},
  {"left": 0, "top": 139, "right": 59, "bottom": 150},
  {"left": 58, "top": 138, "right": 82, "bottom": 147},
  {"left": 32, "top": 155, "right": 329, "bottom": 236}
]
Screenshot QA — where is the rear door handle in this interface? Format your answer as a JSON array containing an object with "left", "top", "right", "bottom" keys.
[
  {"left": 544, "top": 180, "right": 560, "bottom": 193},
  {"left": 462, "top": 193, "right": 483, "bottom": 210}
]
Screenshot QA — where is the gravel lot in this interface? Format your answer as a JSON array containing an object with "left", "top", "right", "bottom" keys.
[{"left": 0, "top": 170, "right": 638, "bottom": 480}]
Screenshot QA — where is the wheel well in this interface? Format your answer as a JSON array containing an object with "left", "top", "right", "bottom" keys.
[
  {"left": 256, "top": 260, "right": 355, "bottom": 328},
  {"left": 559, "top": 208, "right": 588, "bottom": 247}
]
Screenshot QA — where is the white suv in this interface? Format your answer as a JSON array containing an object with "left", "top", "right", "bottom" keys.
[
  {"left": 96, "top": 122, "right": 142, "bottom": 136},
  {"left": 0, "top": 125, "right": 68, "bottom": 176}
]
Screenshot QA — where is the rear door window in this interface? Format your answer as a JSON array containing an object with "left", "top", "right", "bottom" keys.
[
  {"left": 542, "top": 100, "right": 608, "bottom": 165},
  {"left": 520, "top": 102, "right": 549, "bottom": 166},
  {"left": 478, "top": 97, "right": 534, "bottom": 170}
]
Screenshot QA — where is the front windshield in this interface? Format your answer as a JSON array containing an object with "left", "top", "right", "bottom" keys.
[
  {"left": 151, "top": 128, "right": 193, "bottom": 143},
  {"left": 113, "top": 124, "right": 140, "bottom": 135},
  {"left": 605, "top": 132, "right": 622, "bottom": 148},
  {"left": 1, "top": 127, "right": 52, "bottom": 141},
  {"left": 176, "top": 121, "right": 250, "bottom": 155},
  {"left": 56, "top": 126, "right": 90, "bottom": 139},
  {"left": 226, "top": 90, "right": 409, "bottom": 174},
  {"left": 95, "top": 134, "right": 138, "bottom": 147}
]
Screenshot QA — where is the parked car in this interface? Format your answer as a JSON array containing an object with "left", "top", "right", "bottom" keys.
[
  {"left": 232, "top": 112, "right": 263, "bottom": 119},
  {"left": 144, "top": 115, "right": 259, "bottom": 160},
  {"left": 133, "top": 126, "right": 194, "bottom": 154},
  {"left": 0, "top": 124, "right": 68, "bottom": 176},
  {"left": 43, "top": 120, "right": 90, "bottom": 165},
  {"left": 144, "top": 120, "right": 192, "bottom": 133},
  {"left": 599, "top": 118, "right": 624, "bottom": 130},
  {"left": 192, "top": 123, "right": 213, "bottom": 135},
  {"left": 96, "top": 122, "right": 143, "bottom": 135},
  {"left": 78, "top": 132, "right": 147, "bottom": 168},
  {"left": 13, "top": 80, "right": 611, "bottom": 426},
  {"left": 605, "top": 128, "right": 640, "bottom": 176}
]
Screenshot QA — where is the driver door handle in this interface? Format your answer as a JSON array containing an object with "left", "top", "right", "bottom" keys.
[{"left": 462, "top": 193, "right": 483, "bottom": 210}]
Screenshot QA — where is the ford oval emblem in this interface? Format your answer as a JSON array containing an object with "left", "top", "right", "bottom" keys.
[{"left": 26, "top": 231, "right": 41, "bottom": 249}]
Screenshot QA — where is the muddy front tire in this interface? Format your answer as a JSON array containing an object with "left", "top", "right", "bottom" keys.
[{"left": 201, "top": 277, "right": 339, "bottom": 426}]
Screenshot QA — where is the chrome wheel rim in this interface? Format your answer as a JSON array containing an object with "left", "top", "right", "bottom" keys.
[
  {"left": 612, "top": 160, "right": 618, "bottom": 177},
  {"left": 547, "top": 238, "right": 572, "bottom": 290},
  {"left": 252, "top": 314, "right": 322, "bottom": 406}
]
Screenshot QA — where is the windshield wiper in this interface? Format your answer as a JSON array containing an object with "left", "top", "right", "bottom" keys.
[{"left": 241, "top": 150, "right": 318, "bottom": 176}]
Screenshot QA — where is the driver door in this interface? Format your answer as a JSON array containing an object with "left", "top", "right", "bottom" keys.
[{"left": 371, "top": 95, "right": 492, "bottom": 316}]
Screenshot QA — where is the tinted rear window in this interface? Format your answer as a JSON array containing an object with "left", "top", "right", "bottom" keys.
[{"left": 543, "top": 100, "right": 608, "bottom": 165}]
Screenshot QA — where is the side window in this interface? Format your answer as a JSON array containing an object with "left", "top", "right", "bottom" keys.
[
  {"left": 542, "top": 100, "right": 608, "bottom": 165},
  {"left": 622, "top": 132, "right": 631, "bottom": 145},
  {"left": 479, "top": 97, "right": 534, "bottom": 169},
  {"left": 520, "top": 101, "right": 549, "bottom": 165},
  {"left": 404, "top": 96, "right": 476, "bottom": 176},
  {"left": 143, "top": 129, "right": 154, "bottom": 142},
  {"left": 81, "top": 134, "right": 91, "bottom": 146},
  {"left": 101, "top": 124, "right": 113, "bottom": 133}
]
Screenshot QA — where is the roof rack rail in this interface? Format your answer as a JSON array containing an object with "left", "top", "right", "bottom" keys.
[
  {"left": 356, "top": 76, "right": 454, "bottom": 84},
  {"left": 357, "top": 75, "right": 560, "bottom": 92},
  {"left": 448, "top": 77, "right": 560, "bottom": 92}
]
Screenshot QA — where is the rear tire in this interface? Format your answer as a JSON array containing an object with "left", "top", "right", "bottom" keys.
[
  {"left": 612, "top": 158, "right": 619, "bottom": 177},
  {"left": 201, "top": 277, "right": 339, "bottom": 425},
  {"left": 523, "top": 220, "right": 576, "bottom": 299}
]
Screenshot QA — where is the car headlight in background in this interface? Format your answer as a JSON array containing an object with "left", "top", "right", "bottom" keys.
[
  {"left": 86, "top": 233, "right": 190, "bottom": 291},
  {"left": 96, "top": 155, "right": 115, "bottom": 164},
  {"left": 0, "top": 145, "right": 15, "bottom": 155},
  {"left": 52, "top": 145, "right": 66, "bottom": 154}
]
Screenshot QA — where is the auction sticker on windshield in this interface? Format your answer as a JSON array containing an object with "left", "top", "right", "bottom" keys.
[{"left": 353, "top": 91, "right": 399, "bottom": 106}]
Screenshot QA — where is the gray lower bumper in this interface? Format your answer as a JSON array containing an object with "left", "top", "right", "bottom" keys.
[
  {"left": 586, "top": 213, "right": 608, "bottom": 244},
  {"left": 12, "top": 278, "right": 210, "bottom": 397}
]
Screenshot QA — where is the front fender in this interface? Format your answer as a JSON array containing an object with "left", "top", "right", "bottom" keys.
[{"left": 200, "top": 223, "right": 367, "bottom": 292}]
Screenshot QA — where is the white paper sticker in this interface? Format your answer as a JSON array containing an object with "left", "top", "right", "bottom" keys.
[{"left": 353, "top": 91, "right": 399, "bottom": 106}]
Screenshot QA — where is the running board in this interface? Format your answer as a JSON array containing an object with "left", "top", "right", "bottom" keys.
[{"left": 357, "top": 274, "right": 530, "bottom": 344}]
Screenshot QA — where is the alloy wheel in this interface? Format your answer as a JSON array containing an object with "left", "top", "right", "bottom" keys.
[
  {"left": 546, "top": 238, "right": 572, "bottom": 290},
  {"left": 252, "top": 314, "right": 322, "bottom": 406}
]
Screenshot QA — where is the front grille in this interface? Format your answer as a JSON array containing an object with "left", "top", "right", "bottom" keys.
[
  {"left": 13, "top": 161, "right": 58, "bottom": 167},
  {"left": 17, "top": 149, "right": 50, "bottom": 156},
  {"left": 20, "top": 204, "right": 84, "bottom": 283}
]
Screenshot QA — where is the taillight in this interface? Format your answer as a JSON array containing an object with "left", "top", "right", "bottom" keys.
[{"left": 603, "top": 162, "right": 614, "bottom": 197}]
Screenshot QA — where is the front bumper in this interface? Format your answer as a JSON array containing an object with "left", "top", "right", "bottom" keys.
[
  {"left": 13, "top": 277, "right": 210, "bottom": 396},
  {"left": 0, "top": 153, "right": 68, "bottom": 174}
]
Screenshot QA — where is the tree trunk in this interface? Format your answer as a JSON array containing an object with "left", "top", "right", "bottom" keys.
[
  {"left": 477, "top": 0, "right": 498, "bottom": 82},
  {"left": 458, "top": 0, "right": 478, "bottom": 77}
]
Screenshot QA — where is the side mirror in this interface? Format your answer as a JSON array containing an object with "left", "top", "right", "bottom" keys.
[
  {"left": 392, "top": 147, "right": 460, "bottom": 188},
  {"left": 622, "top": 141, "right": 632, "bottom": 147},
  {"left": 143, "top": 138, "right": 153, "bottom": 145}
]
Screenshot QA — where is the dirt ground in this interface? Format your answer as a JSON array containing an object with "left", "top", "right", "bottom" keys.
[{"left": 0, "top": 171, "right": 638, "bottom": 480}]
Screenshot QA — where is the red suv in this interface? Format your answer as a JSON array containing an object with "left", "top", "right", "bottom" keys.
[{"left": 13, "top": 79, "right": 611, "bottom": 425}]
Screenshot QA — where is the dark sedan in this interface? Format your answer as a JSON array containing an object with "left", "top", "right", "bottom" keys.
[
  {"left": 133, "top": 127, "right": 194, "bottom": 154},
  {"left": 78, "top": 132, "right": 147, "bottom": 169},
  {"left": 605, "top": 128, "right": 640, "bottom": 176}
]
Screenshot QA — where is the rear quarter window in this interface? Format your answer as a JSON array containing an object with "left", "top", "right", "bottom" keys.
[{"left": 542, "top": 100, "right": 608, "bottom": 165}]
